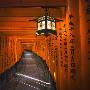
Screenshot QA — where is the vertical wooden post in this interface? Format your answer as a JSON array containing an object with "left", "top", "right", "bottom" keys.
[
  {"left": 66, "top": 0, "right": 81, "bottom": 90},
  {"left": 79, "top": 0, "right": 89, "bottom": 90}
]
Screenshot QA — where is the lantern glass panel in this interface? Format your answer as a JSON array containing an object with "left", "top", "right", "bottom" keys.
[
  {"left": 38, "top": 22, "right": 42, "bottom": 30},
  {"left": 38, "top": 22, "right": 41, "bottom": 30},
  {"left": 42, "top": 21, "right": 45, "bottom": 29},
  {"left": 47, "top": 20, "right": 52, "bottom": 29},
  {"left": 52, "top": 21, "right": 56, "bottom": 30}
]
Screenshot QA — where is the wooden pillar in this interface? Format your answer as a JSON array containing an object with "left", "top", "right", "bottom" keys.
[
  {"left": 0, "top": 36, "right": 4, "bottom": 73},
  {"left": 79, "top": 0, "right": 89, "bottom": 90},
  {"left": 56, "top": 21, "right": 63, "bottom": 90},
  {"left": 66, "top": 0, "right": 81, "bottom": 90}
]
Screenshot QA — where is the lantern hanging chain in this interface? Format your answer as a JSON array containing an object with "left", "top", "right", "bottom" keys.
[{"left": 45, "top": 8, "right": 50, "bottom": 16}]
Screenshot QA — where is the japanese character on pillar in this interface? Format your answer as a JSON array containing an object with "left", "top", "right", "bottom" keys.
[{"left": 68, "top": 14, "right": 74, "bottom": 31}]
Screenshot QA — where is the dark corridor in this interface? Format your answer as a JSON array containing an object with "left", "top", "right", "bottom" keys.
[{"left": 0, "top": 51, "right": 56, "bottom": 90}]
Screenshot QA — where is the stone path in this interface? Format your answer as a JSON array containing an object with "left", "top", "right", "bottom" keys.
[{"left": 0, "top": 51, "right": 56, "bottom": 90}]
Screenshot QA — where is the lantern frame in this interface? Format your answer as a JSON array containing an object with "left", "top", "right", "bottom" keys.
[{"left": 36, "top": 8, "right": 57, "bottom": 36}]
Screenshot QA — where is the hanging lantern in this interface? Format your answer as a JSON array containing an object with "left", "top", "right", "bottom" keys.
[{"left": 36, "top": 8, "right": 57, "bottom": 36}]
